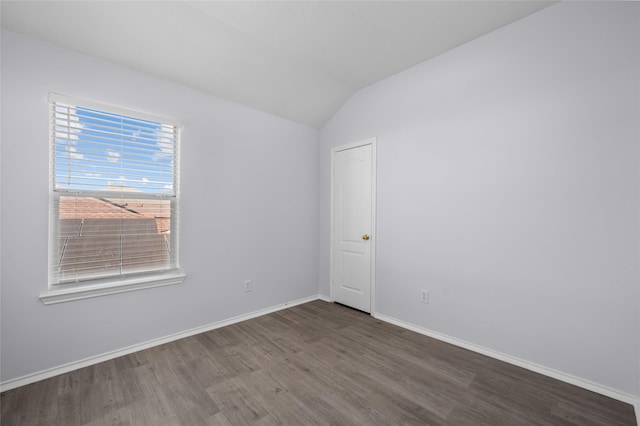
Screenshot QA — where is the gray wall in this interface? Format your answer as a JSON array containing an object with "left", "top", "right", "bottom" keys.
[
  {"left": 319, "top": 2, "right": 639, "bottom": 395},
  {"left": 1, "top": 31, "right": 319, "bottom": 383}
]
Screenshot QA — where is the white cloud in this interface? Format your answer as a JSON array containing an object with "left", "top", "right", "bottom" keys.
[
  {"left": 69, "top": 146, "right": 84, "bottom": 160},
  {"left": 106, "top": 150, "right": 121, "bottom": 163},
  {"left": 152, "top": 125, "right": 175, "bottom": 160},
  {"left": 107, "top": 177, "right": 126, "bottom": 186}
]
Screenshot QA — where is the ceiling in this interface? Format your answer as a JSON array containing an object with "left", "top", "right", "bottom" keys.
[{"left": 1, "top": 1, "right": 555, "bottom": 128}]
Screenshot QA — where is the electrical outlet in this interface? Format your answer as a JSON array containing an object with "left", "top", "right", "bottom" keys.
[
  {"left": 420, "top": 289, "right": 429, "bottom": 304},
  {"left": 244, "top": 280, "right": 252, "bottom": 293}
]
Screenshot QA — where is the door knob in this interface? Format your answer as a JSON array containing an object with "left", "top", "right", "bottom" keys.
[{"left": 362, "top": 234, "right": 370, "bottom": 240}]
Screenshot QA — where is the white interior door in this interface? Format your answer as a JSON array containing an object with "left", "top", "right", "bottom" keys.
[{"left": 331, "top": 141, "right": 375, "bottom": 313}]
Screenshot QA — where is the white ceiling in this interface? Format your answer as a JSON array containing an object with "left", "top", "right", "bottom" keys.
[{"left": 1, "top": 1, "right": 554, "bottom": 128}]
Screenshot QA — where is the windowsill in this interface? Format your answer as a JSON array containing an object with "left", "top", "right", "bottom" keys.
[{"left": 40, "top": 272, "right": 186, "bottom": 305}]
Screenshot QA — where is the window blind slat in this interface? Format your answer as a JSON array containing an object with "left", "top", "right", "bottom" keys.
[
  {"left": 52, "top": 103, "right": 179, "bottom": 131},
  {"left": 52, "top": 113, "right": 176, "bottom": 139},
  {"left": 54, "top": 174, "right": 173, "bottom": 187},
  {"left": 53, "top": 152, "right": 175, "bottom": 171},
  {"left": 56, "top": 139, "right": 173, "bottom": 162},
  {"left": 52, "top": 121, "right": 176, "bottom": 144},
  {"left": 53, "top": 132, "right": 176, "bottom": 153}
]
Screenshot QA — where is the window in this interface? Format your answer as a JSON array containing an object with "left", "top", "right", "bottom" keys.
[{"left": 43, "top": 94, "right": 184, "bottom": 304}]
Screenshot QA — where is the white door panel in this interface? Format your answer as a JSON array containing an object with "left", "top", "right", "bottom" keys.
[{"left": 332, "top": 142, "right": 374, "bottom": 313}]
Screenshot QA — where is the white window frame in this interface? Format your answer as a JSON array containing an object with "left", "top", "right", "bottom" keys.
[{"left": 41, "top": 94, "right": 185, "bottom": 305}]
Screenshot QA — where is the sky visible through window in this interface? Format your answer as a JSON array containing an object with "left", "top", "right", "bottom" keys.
[{"left": 54, "top": 103, "right": 175, "bottom": 195}]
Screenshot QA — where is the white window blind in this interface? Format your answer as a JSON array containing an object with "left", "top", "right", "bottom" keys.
[{"left": 49, "top": 93, "right": 181, "bottom": 285}]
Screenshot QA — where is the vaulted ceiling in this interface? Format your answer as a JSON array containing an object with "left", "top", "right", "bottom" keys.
[{"left": 1, "top": 1, "right": 554, "bottom": 128}]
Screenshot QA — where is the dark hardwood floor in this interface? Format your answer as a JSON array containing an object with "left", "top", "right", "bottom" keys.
[{"left": 1, "top": 300, "right": 636, "bottom": 425}]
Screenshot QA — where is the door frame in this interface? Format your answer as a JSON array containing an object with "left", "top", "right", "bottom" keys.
[{"left": 329, "top": 137, "right": 377, "bottom": 314}]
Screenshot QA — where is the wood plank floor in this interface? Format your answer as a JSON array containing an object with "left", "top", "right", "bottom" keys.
[{"left": 1, "top": 300, "right": 636, "bottom": 425}]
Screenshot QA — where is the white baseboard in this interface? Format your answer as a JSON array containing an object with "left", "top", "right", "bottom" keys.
[
  {"left": 317, "top": 294, "right": 332, "bottom": 302},
  {"left": 0, "top": 294, "right": 322, "bottom": 393},
  {"left": 372, "top": 312, "right": 640, "bottom": 418}
]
